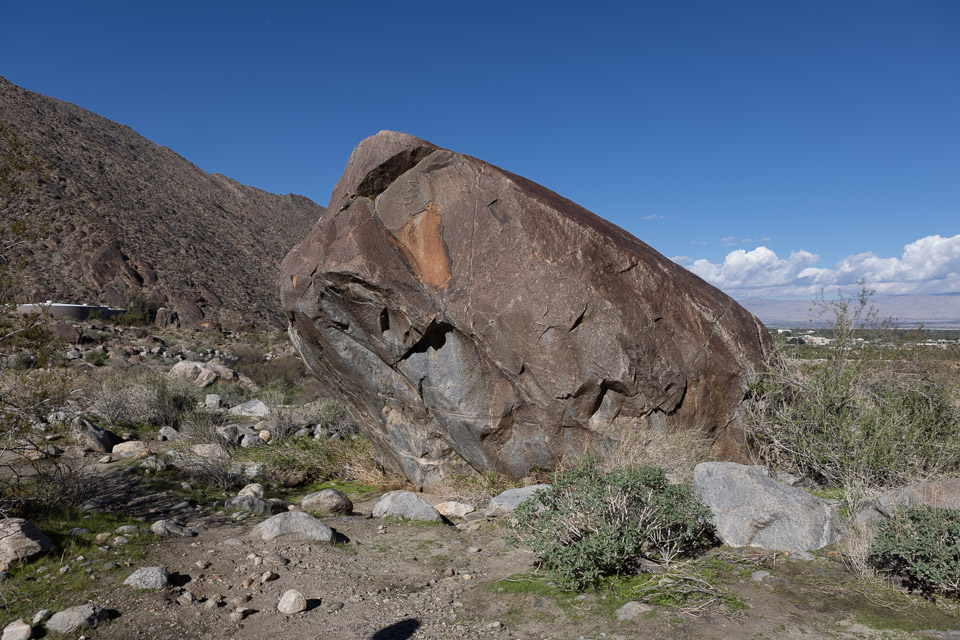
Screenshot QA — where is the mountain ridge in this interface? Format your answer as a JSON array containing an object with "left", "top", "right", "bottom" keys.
[{"left": 1, "top": 75, "right": 325, "bottom": 328}]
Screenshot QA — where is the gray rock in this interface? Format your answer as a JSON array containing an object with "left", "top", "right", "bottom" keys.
[
  {"left": 112, "top": 440, "right": 149, "bottom": 457},
  {"left": 278, "top": 589, "right": 307, "bottom": 614},
  {"left": 2, "top": 619, "right": 31, "bottom": 640},
  {"left": 114, "top": 525, "right": 139, "bottom": 534},
  {"left": 238, "top": 483, "right": 265, "bottom": 498},
  {"left": 252, "top": 511, "right": 333, "bottom": 542},
  {"left": 693, "top": 462, "right": 840, "bottom": 554},
  {"left": 68, "top": 527, "right": 90, "bottom": 536},
  {"left": 31, "top": 609, "right": 52, "bottom": 625},
  {"left": 225, "top": 494, "right": 286, "bottom": 516},
  {"left": 71, "top": 418, "right": 119, "bottom": 452},
  {"left": 853, "top": 478, "right": 960, "bottom": 532},
  {"left": 229, "top": 399, "right": 270, "bottom": 418},
  {"left": 123, "top": 566, "right": 170, "bottom": 589},
  {"left": 372, "top": 491, "right": 441, "bottom": 522},
  {"left": 215, "top": 425, "right": 241, "bottom": 446},
  {"left": 435, "top": 501, "right": 475, "bottom": 519},
  {"left": 615, "top": 601, "right": 653, "bottom": 620},
  {"left": 240, "top": 434, "right": 266, "bottom": 448},
  {"left": 45, "top": 604, "right": 108, "bottom": 634},
  {"left": 150, "top": 519, "right": 196, "bottom": 537},
  {"left": 751, "top": 570, "right": 772, "bottom": 582},
  {"left": 0, "top": 518, "right": 54, "bottom": 569},
  {"left": 484, "top": 485, "right": 551, "bottom": 518},
  {"left": 189, "top": 443, "right": 230, "bottom": 461},
  {"left": 205, "top": 393, "right": 222, "bottom": 409},
  {"left": 301, "top": 488, "right": 353, "bottom": 515},
  {"left": 140, "top": 456, "right": 169, "bottom": 471},
  {"left": 158, "top": 426, "right": 180, "bottom": 441}
]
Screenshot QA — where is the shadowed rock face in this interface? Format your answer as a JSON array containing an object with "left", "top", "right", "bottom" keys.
[{"left": 281, "top": 131, "right": 771, "bottom": 490}]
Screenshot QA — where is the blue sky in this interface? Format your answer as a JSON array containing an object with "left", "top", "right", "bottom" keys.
[{"left": 2, "top": 1, "right": 957, "bottom": 299}]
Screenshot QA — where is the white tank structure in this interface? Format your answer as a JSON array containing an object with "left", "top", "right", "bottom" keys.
[{"left": 15, "top": 302, "right": 125, "bottom": 321}]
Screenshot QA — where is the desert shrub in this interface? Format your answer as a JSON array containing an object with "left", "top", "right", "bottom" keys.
[
  {"left": 508, "top": 458, "right": 715, "bottom": 590},
  {"left": 747, "top": 287, "right": 960, "bottom": 493},
  {"left": 233, "top": 433, "right": 387, "bottom": 487},
  {"left": 177, "top": 408, "right": 228, "bottom": 445},
  {"left": 83, "top": 350, "right": 109, "bottom": 366},
  {"left": 116, "top": 292, "right": 161, "bottom": 326},
  {"left": 88, "top": 370, "right": 197, "bottom": 428},
  {"left": 869, "top": 506, "right": 960, "bottom": 598},
  {"left": 226, "top": 344, "right": 310, "bottom": 393},
  {"left": 449, "top": 470, "right": 515, "bottom": 510}
]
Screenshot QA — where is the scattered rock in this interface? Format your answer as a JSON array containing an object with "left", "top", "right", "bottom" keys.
[
  {"left": 1, "top": 619, "right": 31, "bottom": 640},
  {"left": 205, "top": 393, "right": 222, "bottom": 409},
  {"left": 615, "top": 601, "right": 653, "bottom": 620},
  {"left": 123, "top": 566, "right": 170, "bottom": 589},
  {"left": 857, "top": 478, "right": 960, "bottom": 529},
  {"left": 44, "top": 603, "right": 108, "bottom": 634},
  {"left": 278, "top": 589, "right": 307, "bottom": 614},
  {"left": 189, "top": 443, "right": 230, "bottom": 461},
  {"left": 169, "top": 360, "right": 258, "bottom": 391},
  {"left": 225, "top": 494, "right": 286, "bottom": 516},
  {"left": 112, "top": 440, "right": 150, "bottom": 457},
  {"left": 240, "top": 434, "right": 266, "bottom": 447},
  {"left": 31, "top": 610, "right": 52, "bottom": 625},
  {"left": 229, "top": 399, "right": 270, "bottom": 418},
  {"left": 238, "top": 483, "right": 265, "bottom": 498},
  {"left": 71, "top": 418, "right": 120, "bottom": 452},
  {"left": 752, "top": 570, "right": 772, "bottom": 582},
  {"left": 301, "top": 488, "right": 353, "bottom": 515},
  {"left": 177, "top": 591, "right": 199, "bottom": 606},
  {"left": 260, "top": 570, "right": 279, "bottom": 584},
  {"left": 693, "top": 462, "right": 841, "bottom": 553},
  {"left": 485, "top": 485, "right": 550, "bottom": 518},
  {"left": 372, "top": 491, "right": 441, "bottom": 522},
  {"left": 150, "top": 519, "right": 196, "bottom": 537},
  {"left": 229, "top": 606, "right": 253, "bottom": 622},
  {"left": 158, "top": 426, "right": 180, "bottom": 441},
  {"left": 435, "top": 501, "right": 474, "bottom": 519},
  {"left": 252, "top": 511, "right": 334, "bottom": 542},
  {"left": 51, "top": 322, "right": 81, "bottom": 343},
  {"left": 0, "top": 518, "right": 54, "bottom": 569}
]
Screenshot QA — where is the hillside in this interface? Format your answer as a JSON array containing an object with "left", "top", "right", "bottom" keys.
[{"left": 0, "top": 76, "right": 325, "bottom": 328}]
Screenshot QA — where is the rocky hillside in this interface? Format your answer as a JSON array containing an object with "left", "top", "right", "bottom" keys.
[{"left": 0, "top": 76, "right": 325, "bottom": 328}]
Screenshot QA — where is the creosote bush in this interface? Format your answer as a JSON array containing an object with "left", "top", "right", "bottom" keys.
[
  {"left": 747, "top": 286, "right": 960, "bottom": 495},
  {"left": 508, "top": 458, "right": 714, "bottom": 590},
  {"left": 869, "top": 506, "right": 960, "bottom": 598}
]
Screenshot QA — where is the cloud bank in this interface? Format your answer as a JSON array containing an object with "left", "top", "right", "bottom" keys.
[{"left": 686, "top": 234, "right": 960, "bottom": 298}]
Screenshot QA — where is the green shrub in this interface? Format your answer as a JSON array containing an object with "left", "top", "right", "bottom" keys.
[
  {"left": 747, "top": 286, "right": 960, "bottom": 492},
  {"left": 116, "top": 293, "right": 161, "bottom": 326},
  {"left": 870, "top": 506, "right": 960, "bottom": 597},
  {"left": 83, "top": 350, "right": 109, "bottom": 366},
  {"left": 508, "top": 458, "right": 714, "bottom": 590}
]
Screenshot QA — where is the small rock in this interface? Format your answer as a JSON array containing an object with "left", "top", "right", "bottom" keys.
[
  {"left": 0, "top": 518, "right": 54, "bottom": 568},
  {"left": 238, "top": 483, "right": 265, "bottom": 499},
  {"left": 252, "top": 512, "right": 333, "bottom": 542},
  {"left": 223, "top": 538, "right": 245, "bottom": 547},
  {"left": 205, "top": 394, "right": 222, "bottom": 409},
  {"left": 98, "top": 455, "right": 113, "bottom": 463},
  {"left": 114, "top": 525, "right": 138, "bottom": 534},
  {"left": 177, "top": 591, "right": 199, "bottom": 606},
  {"left": 435, "top": 501, "right": 475, "bottom": 518},
  {"left": 68, "top": 527, "right": 90, "bottom": 536},
  {"left": 44, "top": 604, "right": 108, "bottom": 634},
  {"left": 260, "top": 571, "right": 279, "bottom": 584},
  {"left": 615, "top": 601, "right": 653, "bottom": 620},
  {"left": 32, "top": 609, "right": 52, "bottom": 625},
  {"left": 372, "top": 491, "right": 441, "bottom": 522},
  {"left": 300, "top": 488, "right": 353, "bottom": 515},
  {"left": 123, "top": 566, "right": 170, "bottom": 589},
  {"left": 229, "top": 399, "right": 270, "bottom": 418},
  {"left": 111, "top": 440, "right": 150, "bottom": 457},
  {"left": 150, "top": 519, "right": 196, "bottom": 537},
  {"left": 277, "top": 589, "right": 307, "bottom": 614},
  {"left": 229, "top": 607, "right": 253, "bottom": 622},
  {"left": 2, "top": 619, "right": 32, "bottom": 640},
  {"left": 158, "top": 426, "right": 180, "bottom": 441}
]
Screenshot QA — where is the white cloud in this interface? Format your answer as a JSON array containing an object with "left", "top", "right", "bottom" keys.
[
  {"left": 690, "top": 240, "right": 707, "bottom": 246},
  {"left": 721, "top": 236, "right": 737, "bottom": 246},
  {"left": 687, "top": 234, "right": 960, "bottom": 298},
  {"left": 670, "top": 255, "right": 692, "bottom": 265},
  {"left": 643, "top": 214, "right": 664, "bottom": 221}
]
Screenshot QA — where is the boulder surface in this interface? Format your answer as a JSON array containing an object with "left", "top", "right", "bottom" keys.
[
  {"left": 281, "top": 131, "right": 770, "bottom": 489},
  {"left": 693, "top": 462, "right": 841, "bottom": 554}
]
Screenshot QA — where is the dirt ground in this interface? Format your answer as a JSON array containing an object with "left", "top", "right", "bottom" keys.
[{"left": 22, "top": 472, "right": 955, "bottom": 640}]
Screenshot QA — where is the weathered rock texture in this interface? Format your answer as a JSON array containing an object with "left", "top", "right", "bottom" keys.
[{"left": 281, "top": 131, "right": 771, "bottom": 489}]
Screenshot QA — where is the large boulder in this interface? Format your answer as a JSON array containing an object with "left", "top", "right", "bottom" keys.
[
  {"left": 0, "top": 518, "right": 54, "bottom": 569},
  {"left": 252, "top": 511, "right": 333, "bottom": 542},
  {"left": 853, "top": 478, "right": 960, "bottom": 531},
  {"left": 693, "top": 462, "right": 841, "bottom": 554},
  {"left": 281, "top": 131, "right": 771, "bottom": 489},
  {"left": 372, "top": 490, "right": 441, "bottom": 522},
  {"left": 44, "top": 604, "right": 108, "bottom": 634}
]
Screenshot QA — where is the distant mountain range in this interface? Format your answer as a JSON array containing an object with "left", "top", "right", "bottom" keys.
[
  {"left": 741, "top": 293, "right": 960, "bottom": 329},
  {"left": 1, "top": 75, "right": 325, "bottom": 328}
]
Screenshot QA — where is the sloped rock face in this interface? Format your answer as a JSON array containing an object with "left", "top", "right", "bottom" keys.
[{"left": 281, "top": 131, "right": 771, "bottom": 489}]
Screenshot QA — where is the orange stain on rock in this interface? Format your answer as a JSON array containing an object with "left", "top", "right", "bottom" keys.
[{"left": 394, "top": 204, "right": 453, "bottom": 289}]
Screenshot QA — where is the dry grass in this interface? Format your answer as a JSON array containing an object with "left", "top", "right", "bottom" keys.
[{"left": 595, "top": 418, "right": 711, "bottom": 484}]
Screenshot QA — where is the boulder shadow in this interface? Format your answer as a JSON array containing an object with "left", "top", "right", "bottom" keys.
[{"left": 371, "top": 618, "right": 421, "bottom": 640}]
